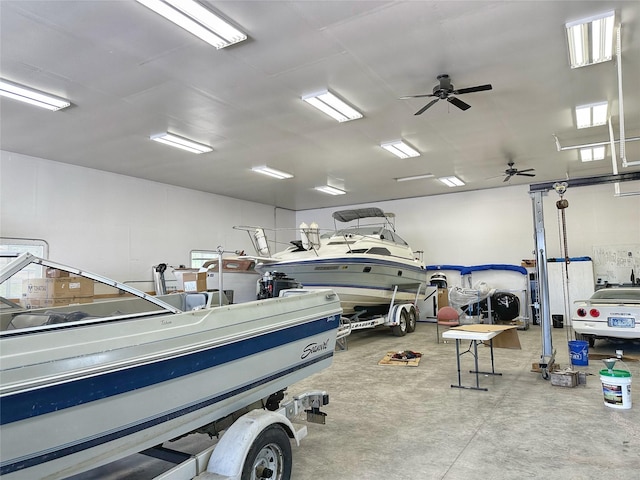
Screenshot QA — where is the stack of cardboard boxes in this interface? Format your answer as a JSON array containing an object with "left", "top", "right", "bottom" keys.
[{"left": 21, "top": 268, "right": 94, "bottom": 309}]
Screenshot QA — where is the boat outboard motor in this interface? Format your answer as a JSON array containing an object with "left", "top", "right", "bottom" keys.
[
  {"left": 258, "top": 272, "right": 301, "bottom": 299},
  {"left": 153, "top": 263, "right": 168, "bottom": 295},
  {"left": 491, "top": 292, "right": 520, "bottom": 322}
]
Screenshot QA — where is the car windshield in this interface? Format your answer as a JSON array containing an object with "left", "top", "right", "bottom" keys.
[{"left": 591, "top": 289, "right": 640, "bottom": 301}]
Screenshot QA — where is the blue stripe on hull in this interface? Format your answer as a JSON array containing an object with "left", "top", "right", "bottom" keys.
[
  {"left": 1, "top": 352, "right": 332, "bottom": 475},
  {"left": 0, "top": 315, "right": 338, "bottom": 474},
  {"left": 1, "top": 315, "right": 337, "bottom": 425}
]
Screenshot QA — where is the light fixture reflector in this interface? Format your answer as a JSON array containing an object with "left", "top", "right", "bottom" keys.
[
  {"left": 150, "top": 132, "right": 212, "bottom": 154},
  {"left": 315, "top": 185, "right": 346, "bottom": 195},
  {"left": 575, "top": 102, "right": 608, "bottom": 129},
  {"left": 381, "top": 141, "right": 420, "bottom": 159},
  {"left": 302, "top": 91, "right": 363, "bottom": 122},
  {"left": 137, "top": 0, "right": 246, "bottom": 49},
  {"left": 252, "top": 166, "right": 294, "bottom": 179},
  {"left": 0, "top": 78, "right": 70, "bottom": 111},
  {"left": 395, "top": 174, "right": 434, "bottom": 182},
  {"left": 566, "top": 11, "right": 615, "bottom": 68},
  {"left": 438, "top": 176, "right": 465, "bottom": 187}
]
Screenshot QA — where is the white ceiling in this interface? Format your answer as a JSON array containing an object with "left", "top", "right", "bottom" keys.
[{"left": 1, "top": 1, "right": 639, "bottom": 210}]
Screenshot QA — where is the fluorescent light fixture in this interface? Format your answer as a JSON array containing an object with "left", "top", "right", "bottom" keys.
[
  {"left": 395, "top": 173, "right": 434, "bottom": 182},
  {"left": 302, "top": 90, "right": 363, "bottom": 122},
  {"left": 0, "top": 78, "right": 70, "bottom": 111},
  {"left": 566, "top": 11, "right": 615, "bottom": 68},
  {"left": 575, "top": 102, "right": 608, "bottom": 129},
  {"left": 150, "top": 132, "right": 212, "bottom": 153},
  {"left": 252, "top": 166, "right": 293, "bottom": 179},
  {"left": 137, "top": 0, "right": 246, "bottom": 49},
  {"left": 438, "top": 176, "right": 465, "bottom": 187},
  {"left": 381, "top": 141, "right": 420, "bottom": 159},
  {"left": 580, "top": 146, "right": 605, "bottom": 162},
  {"left": 315, "top": 185, "right": 346, "bottom": 195}
]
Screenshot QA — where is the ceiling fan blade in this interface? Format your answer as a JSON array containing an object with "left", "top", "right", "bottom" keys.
[
  {"left": 453, "top": 84, "right": 493, "bottom": 95},
  {"left": 400, "top": 93, "right": 435, "bottom": 99},
  {"left": 503, "top": 175, "right": 512, "bottom": 183},
  {"left": 517, "top": 168, "right": 535, "bottom": 174},
  {"left": 516, "top": 172, "right": 536, "bottom": 177},
  {"left": 447, "top": 96, "right": 471, "bottom": 111},
  {"left": 414, "top": 98, "right": 439, "bottom": 115}
]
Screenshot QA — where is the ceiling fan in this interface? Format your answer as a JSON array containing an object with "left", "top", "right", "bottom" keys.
[
  {"left": 502, "top": 161, "right": 536, "bottom": 182},
  {"left": 400, "top": 74, "right": 492, "bottom": 115}
]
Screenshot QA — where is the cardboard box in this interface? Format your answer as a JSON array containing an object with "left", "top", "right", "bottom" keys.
[
  {"left": 46, "top": 268, "right": 70, "bottom": 278},
  {"left": 182, "top": 272, "right": 207, "bottom": 292},
  {"left": 21, "top": 296, "right": 93, "bottom": 309},
  {"left": 437, "top": 288, "right": 449, "bottom": 308},
  {"left": 22, "top": 277, "right": 94, "bottom": 298}
]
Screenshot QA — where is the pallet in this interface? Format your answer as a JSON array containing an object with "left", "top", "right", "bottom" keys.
[{"left": 378, "top": 351, "right": 421, "bottom": 367}]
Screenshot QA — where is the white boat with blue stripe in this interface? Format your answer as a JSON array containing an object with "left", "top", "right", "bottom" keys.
[
  {"left": 0, "top": 253, "right": 342, "bottom": 479},
  {"left": 237, "top": 208, "right": 427, "bottom": 337}
]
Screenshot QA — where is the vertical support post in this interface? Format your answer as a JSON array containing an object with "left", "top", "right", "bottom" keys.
[
  {"left": 217, "top": 245, "right": 224, "bottom": 307},
  {"left": 531, "top": 191, "right": 553, "bottom": 366}
]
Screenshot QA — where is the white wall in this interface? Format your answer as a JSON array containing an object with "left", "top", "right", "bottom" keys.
[
  {"left": 295, "top": 183, "right": 640, "bottom": 267},
  {"left": 0, "top": 151, "right": 294, "bottom": 283},
  {"left": 2, "top": 150, "right": 639, "bottom": 285}
]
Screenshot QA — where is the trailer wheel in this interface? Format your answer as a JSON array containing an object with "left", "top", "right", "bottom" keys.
[
  {"left": 406, "top": 306, "right": 417, "bottom": 333},
  {"left": 241, "top": 424, "right": 292, "bottom": 480},
  {"left": 392, "top": 310, "right": 408, "bottom": 337}
]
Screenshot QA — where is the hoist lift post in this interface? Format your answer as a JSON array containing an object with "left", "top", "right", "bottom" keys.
[{"left": 529, "top": 171, "right": 640, "bottom": 380}]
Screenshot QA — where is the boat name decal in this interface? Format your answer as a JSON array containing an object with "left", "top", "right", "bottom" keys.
[{"left": 301, "top": 339, "right": 330, "bottom": 359}]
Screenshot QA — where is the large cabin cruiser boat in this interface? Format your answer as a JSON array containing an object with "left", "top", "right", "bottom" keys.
[
  {"left": 0, "top": 253, "right": 342, "bottom": 479},
  {"left": 237, "top": 208, "right": 428, "bottom": 336}
]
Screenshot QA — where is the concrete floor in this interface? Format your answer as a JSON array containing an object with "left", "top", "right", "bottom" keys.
[
  {"left": 290, "top": 322, "right": 640, "bottom": 480},
  {"left": 73, "top": 322, "right": 640, "bottom": 479}
]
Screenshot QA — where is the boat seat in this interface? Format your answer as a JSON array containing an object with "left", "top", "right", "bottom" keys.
[
  {"left": 436, "top": 306, "right": 460, "bottom": 343},
  {"left": 184, "top": 293, "right": 208, "bottom": 311}
]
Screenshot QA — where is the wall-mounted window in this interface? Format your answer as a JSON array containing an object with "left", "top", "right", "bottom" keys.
[{"left": 0, "top": 237, "right": 49, "bottom": 300}]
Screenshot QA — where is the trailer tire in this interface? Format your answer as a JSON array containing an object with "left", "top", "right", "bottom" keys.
[
  {"left": 392, "top": 310, "right": 408, "bottom": 337},
  {"left": 241, "top": 424, "right": 292, "bottom": 480},
  {"left": 406, "top": 306, "right": 417, "bottom": 333}
]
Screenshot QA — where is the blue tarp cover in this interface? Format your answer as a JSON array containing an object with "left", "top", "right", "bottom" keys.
[{"left": 426, "top": 264, "right": 528, "bottom": 275}]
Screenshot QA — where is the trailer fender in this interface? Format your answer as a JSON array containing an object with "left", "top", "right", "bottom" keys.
[
  {"left": 205, "top": 409, "right": 303, "bottom": 477},
  {"left": 390, "top": 304, "right": 411, "bottom": 325}
]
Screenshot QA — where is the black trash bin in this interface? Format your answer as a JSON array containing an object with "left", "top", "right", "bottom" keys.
[{"left": 552, "top": 314, "right": 564, "bottom": 328}]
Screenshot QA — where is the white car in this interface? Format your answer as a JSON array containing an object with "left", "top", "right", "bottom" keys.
[{"left": 573, "top": 287, "right": 640, "bottom": 347}]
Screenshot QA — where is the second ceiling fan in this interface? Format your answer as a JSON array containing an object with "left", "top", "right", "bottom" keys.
[{"left": 401, "top": 74, "right": 492, "bottom": 115}]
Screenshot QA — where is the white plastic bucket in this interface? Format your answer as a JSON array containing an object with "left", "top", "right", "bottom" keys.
[{"left": 599, "top": 369, "right": 632, "bottom": 410}]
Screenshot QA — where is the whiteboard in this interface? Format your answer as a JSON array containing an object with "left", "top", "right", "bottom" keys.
[
  {"left": 592, "top": 244, "right": 640, "bottom": 285},
  {"left": 547, "top": 260, "right": 595, "bottom": 319}
]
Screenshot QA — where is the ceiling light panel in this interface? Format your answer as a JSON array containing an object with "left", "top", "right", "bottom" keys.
[
  {"left": 580, "top": 146, "right": 606, "bottom": 162},
  {"left": 302, "top": 91, "right": 363, "bottom": 122},
  {"left": 0, "top": 78, "right": 70, "bottom": 111},
  {"left": 315, "top": 185, "right": 346, "bottom": 195},
  {"left": 137, "top": 0, "right": 247, "bottom": 49},
  {"left": 151, "top": 132, "right": 212, "bottom": 153},
  {"left": 575, "top": 102, "right": 608, "bottom": 129},
  {"left": 566, "top": 11, "right": 615, "bottom": 68},
  {"left": 252, "top": 166, "right": 293, "bottom": 179},
  {"left": 438, "top": 176, "right": 465, "bottom": 187},
  {"left": 381, "top": 141, "right": 420, "bottom": 159},
  {"left": 395, "top": 174, "right": 434, "bottom": 182}
]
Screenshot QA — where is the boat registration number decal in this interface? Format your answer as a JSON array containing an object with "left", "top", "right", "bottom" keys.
[{"left": 608, "top": 317, "right": 635, "bottom": 328}]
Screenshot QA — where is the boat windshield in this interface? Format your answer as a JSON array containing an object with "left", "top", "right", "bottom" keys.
[
  {"left": 0, "top": 254, "right": 183, "bottom": 333},
  {"left": 321, "top": 227, "right": 408, "bottom": 246}
]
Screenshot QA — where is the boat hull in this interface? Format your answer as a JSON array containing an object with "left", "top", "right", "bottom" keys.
[
  {"left": 0, "top": 292, "right": 341, "bottom": 479},
  {"left": 256, "top": 256, "right": 427, "bottom": 314}
]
